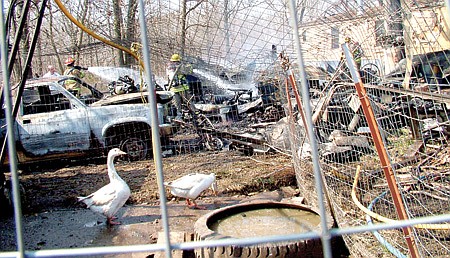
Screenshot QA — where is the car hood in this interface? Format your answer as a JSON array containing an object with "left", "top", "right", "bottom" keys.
[{"left": 90, "top": 91, "right": 174, "bottom": 106}]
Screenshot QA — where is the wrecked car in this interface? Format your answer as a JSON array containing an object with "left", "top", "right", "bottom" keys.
[{"left": 0, "top": 76, "right": 174, "bottom": 167}]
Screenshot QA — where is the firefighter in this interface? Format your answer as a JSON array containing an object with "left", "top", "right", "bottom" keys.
[
  {"left": 63, "top": 57, "right": 87, "bottom": 97},
  {"left": 345, "top": 36, "right": 363, "bottom": 70},
  {"left": 166, "top": 53, "right": 194, "bottom": 120}
]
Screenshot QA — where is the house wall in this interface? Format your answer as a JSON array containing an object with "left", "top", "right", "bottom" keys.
[
  {"left": 298, "top": 4, "right": 450, "bottom": 76},
  {"left": 299, "top": 17, "right": 387, "bottom": 74},
  {"left": 404, "top": 6, "right": 450, "bottom": 55}
]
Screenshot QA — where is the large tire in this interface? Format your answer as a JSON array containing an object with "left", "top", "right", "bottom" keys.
[{"left": 194, "top": 201, "right": 333, "bottom": 258}]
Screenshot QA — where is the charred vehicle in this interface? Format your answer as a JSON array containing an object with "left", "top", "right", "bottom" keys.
[{"left": 0, "top": 76, "right": 175, "bottom": 167}]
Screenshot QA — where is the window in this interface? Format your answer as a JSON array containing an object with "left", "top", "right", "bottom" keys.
[
  {"left": 302, "top": 30, "right": 307, "bottom": 42},
  {"left": 22, "top": 85, "right": 71, "bottom": 115},
  {"left": 331, "top": 27, "right": 339, "bottom": 49},
  {"left": 375, "top": 20, "right": 386, "bottom": 46}
]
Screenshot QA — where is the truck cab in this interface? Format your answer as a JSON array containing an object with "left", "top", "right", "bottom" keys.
[{"left": 0, "top": 76, "right": 174, "bottom": 167}]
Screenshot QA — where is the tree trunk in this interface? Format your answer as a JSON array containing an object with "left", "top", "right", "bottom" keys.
[
  {"left": 124, "top": 0, "right": 138, "bottom": 66},
  {"left": 180, "top": 0, "right": 187, "bottom": 57},
  {"left": 113, "top": 0, "right": 125, "bottom": 66},
  {"left": 47, "top": 2, "right": 63, "bottom": 72},
  {"left": 20, "top": 10, "right": 32, "bottom": 79},
  {"left": 387, "top": 0, "right": 404, "bottom": 63},
  {"left": 75, "top": 0, "right": 90, "bottom": 62}
]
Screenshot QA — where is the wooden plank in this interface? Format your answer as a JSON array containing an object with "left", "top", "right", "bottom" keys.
[{"left": 373, "top": 172, "right": 416, "bottom": 188}]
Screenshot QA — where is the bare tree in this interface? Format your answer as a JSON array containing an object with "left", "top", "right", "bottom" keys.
[
  {"left": 178, "top": 0, "right": 207, "bottom": 56},
  {"left": 9, "top": 1, "right": 34, "bottom": 80},
  {"left": 111, "top": 0, "right": 138, "bottom": 67},
  {"left": 124, "top": 0, "right": 138, "bottom": 65},
  {"left": 58, "top": 0, "right": 90, "bottom": 61},
  {"left": 112, "top": 0, "right": 124, "bottom": 65},
  {"left": 46, "top": 2, "right": 63, "bottom": 72}
]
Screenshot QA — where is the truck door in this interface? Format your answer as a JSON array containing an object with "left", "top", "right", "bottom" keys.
[{"left": 17, "top": 84, "right": 91, "bottom": 156}]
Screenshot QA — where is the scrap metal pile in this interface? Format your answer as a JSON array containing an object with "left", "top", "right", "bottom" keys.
[{"left": 165, "top": 77, "right": 286, "bottom": 156}]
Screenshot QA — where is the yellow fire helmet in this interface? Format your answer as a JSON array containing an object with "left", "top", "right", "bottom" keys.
[{"left": 170, "top": 54, "right": 181, "bottom": 62}]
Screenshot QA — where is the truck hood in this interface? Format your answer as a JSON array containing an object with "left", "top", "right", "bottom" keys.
[{"left": 90, "top": 91, "right": 174, "bottom": 106}]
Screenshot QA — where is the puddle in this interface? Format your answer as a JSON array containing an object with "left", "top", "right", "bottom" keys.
[{"left": 210, "top": 207, "right": 321, "bottom": 238}]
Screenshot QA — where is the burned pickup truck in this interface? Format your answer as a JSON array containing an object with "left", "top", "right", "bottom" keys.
[{"left": 0, "top": 76, "right": 174, "bottom": 167}]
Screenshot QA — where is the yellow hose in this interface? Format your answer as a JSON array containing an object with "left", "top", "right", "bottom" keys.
[
  {"left": 352, "top": 165, "right": 450, "bottom": 230},
  {"left": 53, "top": 0, "right": 144, "bottom": 68}
]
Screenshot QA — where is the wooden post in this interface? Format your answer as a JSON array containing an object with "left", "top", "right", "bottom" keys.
[
  {"left": 279, "top": 51, "right": 308, "bottom": 133},
  {"left": 342, "top": 43, "right": 420, "bottom": 258}
]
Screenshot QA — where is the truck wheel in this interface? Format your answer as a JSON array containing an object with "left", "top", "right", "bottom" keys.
[
  {"left": 119, "top": 137, "right": 150, "bottom": 161},
  {"left": 105, "top": 123, "right": 153, "bottom": 161}
]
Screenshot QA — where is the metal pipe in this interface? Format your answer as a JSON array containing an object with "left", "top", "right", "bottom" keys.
[
  {"left": 0, "top": 213, "right": 448, "bottom": 258},
  {"left": 0, "top": 0, "right": 48, "bottom": 168},
  {"left": 0, "top": 0, "right": 24, "bottom": 257},
  {"left": 6, "top": 0, "right": 31, "bottom": 76},
  {"left": 137, "top": 1, "right": 172, "bottom": 258},
  {"left": 0, "top": 0, "right": 32, "bottom": 169},
  {"left": 286, "top": 1, "right": 333, "bottom": 257},
  {"left": 342, "top": 42, "right": 421, "bottom": 258},
  {"left": 5, "top": 1, "right": 31, "bottom": 76}
]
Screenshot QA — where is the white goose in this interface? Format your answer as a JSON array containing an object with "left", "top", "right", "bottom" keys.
[
  {"left": 164, "top": 173, "right": 218, "bottom": 209},
  {"left": 78, "top": 148, "right": 131, "bottom": 225}
]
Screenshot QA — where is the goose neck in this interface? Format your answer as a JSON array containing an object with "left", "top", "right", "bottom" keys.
[{"left": 107, "top": 155, "right": 120, "bottom": 180}]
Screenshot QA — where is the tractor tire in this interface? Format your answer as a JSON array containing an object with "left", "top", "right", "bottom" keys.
[{"left": 193, "top": 201, "right": 333, "bottom": 258}]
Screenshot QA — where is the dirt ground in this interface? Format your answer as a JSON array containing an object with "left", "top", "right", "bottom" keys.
[
  {"left": 0, "top": 150, "right": 301, "bottom": 256},
  {"left": 17, "top": 151, "right": 296, "bottom": 214}
]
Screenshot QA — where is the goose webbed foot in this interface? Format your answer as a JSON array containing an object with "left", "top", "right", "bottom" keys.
[
  {"left": 187, "top": 199, "right": 206, "bottom": 210},
  {"left": 107, "top": 217, "right": 121, "bottom": 225}
]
